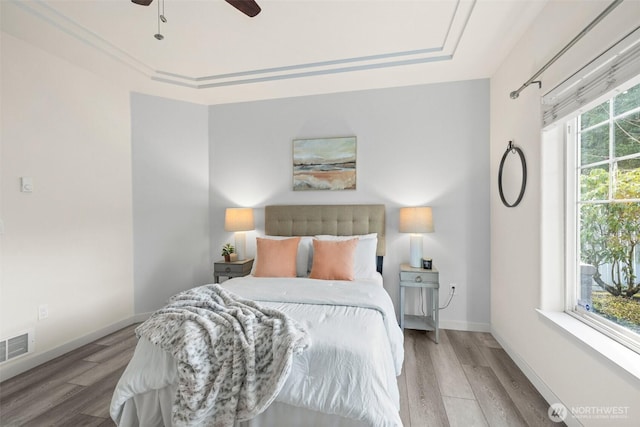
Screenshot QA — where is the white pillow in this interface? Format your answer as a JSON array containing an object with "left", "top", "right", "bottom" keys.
[
  {"left": 251, "top": 235, "right": 313, "bottom": 277},
  {"left": 315, "top": 233, "right": 378, "bottom": 279}
]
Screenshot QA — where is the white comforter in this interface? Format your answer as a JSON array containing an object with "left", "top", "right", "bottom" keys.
[{"left": 111, "top": 276, "right": 404, "bottom": 427}]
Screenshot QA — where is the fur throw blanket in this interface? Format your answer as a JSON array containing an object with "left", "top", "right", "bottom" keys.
[{"left": 135, "top": 284, "right": 310, "bottom": 427}]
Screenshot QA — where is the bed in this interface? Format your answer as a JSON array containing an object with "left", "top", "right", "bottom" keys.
[{"left": 110, "top": 204, "right": 404, "bottom": 427}]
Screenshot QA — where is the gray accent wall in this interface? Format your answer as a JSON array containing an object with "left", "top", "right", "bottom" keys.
[
  {"left": 209, "top": 80, "right": 491, "bottom": 328},
  {"left": 131, "top": 93, "right": 211, "bottom": 313}
]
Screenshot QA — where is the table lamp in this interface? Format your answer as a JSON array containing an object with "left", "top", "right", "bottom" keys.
[
  {"left": 224, "top": 207, "right": 255, "bottom": 261},
  {"left": 399, "top": 206, "right": 434, "bottom": 268}
]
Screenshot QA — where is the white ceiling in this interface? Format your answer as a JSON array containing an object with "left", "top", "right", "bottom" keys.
[{"left": 1, "top": 0, "right": 548, "bottom": 104}]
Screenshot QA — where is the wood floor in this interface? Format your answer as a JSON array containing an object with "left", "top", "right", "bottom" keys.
[{"left": 0, "top": 326, "right": 560, "bottom": 427}]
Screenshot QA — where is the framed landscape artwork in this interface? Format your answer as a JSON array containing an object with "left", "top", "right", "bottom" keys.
[{"left": 293, "top": 136, "right": 357, "bottom": 191}]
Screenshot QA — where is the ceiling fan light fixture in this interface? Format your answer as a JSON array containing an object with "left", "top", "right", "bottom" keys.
[{"left": 133, "top": 0, "right": 261, "bottom": 41}]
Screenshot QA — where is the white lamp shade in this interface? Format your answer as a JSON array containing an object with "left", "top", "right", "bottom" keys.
[
  {"left": 399, "top": 207, "right": 434, "bottom": 233},
  {"left": 224, "top": 208, "right": 255, "bottom": 232}
]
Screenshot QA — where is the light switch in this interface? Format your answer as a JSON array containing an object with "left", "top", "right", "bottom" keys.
[{"left": 21, "top": 177, "right": 33, "bottom": 193}]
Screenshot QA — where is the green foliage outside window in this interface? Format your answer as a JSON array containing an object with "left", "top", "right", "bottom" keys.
[
  {"left": 592, "top": 292, "right": 640, "bottom": 332},
  {"left": 579, "top": 82, "right": 640, "bottom": 302},
  {"left": 580, "top": 170, "right": 640, "bottom": 297}
]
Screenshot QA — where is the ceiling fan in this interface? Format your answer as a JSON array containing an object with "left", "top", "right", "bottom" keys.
[{"left": 131, "top": 0, "right": 261, "bottom": 18}]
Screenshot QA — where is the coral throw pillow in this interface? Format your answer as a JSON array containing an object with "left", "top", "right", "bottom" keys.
[
  {"left": 309, "top": 238, "right": 358, "bottom": 281},
  {"left": 253, "top": 237, "right": 301, "bottom": 277},
  {"left": 315, "top": 233, "right": 378, "bottom": 279}
]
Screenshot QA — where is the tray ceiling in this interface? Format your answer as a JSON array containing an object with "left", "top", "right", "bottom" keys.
[{"left": 1, "top": 0, "right": 548, "bottom": 104}]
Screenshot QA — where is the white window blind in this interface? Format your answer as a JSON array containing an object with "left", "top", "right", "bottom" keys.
[{"left": 542, "top": 26, "right": 640, "bottom": 127}]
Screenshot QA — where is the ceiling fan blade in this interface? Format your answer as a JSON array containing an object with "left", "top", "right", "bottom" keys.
[
  {"left": 131, "top": 0, "right": 154, "bottom": 6},
  {"left": 225, "top": 0, "right": 261, "bottom": 17}
]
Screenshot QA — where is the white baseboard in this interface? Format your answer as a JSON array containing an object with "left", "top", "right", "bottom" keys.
[
  {"left": 0, "top": 315, "right": 146, "bottom": 382},
  {"left": 490, "top": 328, "right": 583, "bottom": 427}
]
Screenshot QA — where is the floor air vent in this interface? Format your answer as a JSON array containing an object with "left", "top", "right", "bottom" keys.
[{"left": 0, "top": 330, "right": 34, "bottom": 364}]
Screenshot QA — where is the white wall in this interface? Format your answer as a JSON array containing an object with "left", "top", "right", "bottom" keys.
[
  {"left": 490, "top": 1, "right": 640, "bottom": 425},
  {"left": 0, "top": 33, "right": 134, "bottom": 379},
  {"left": 209, "top": 80, "right": 491, "bottom": 329},
  {"left": 131, "top": 93, "right": 211, "bottom": 313}
]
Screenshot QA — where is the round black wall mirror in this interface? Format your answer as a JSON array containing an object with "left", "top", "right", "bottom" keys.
[{"left": 498, "top": 141, "right": 527, "bottom": 208}]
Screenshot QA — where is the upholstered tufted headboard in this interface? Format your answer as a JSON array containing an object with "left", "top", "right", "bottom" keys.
[{"left": 265, "top": 204, "right": 386, "bottom": 273}]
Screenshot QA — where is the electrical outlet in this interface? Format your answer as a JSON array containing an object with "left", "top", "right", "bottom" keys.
[{"left": 38, "top": 304, "right": 49, "bottom": 320}]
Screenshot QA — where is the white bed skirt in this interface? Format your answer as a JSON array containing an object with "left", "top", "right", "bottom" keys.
[{"left": 119, "top": 388, "right": 368, "bottom": 427}]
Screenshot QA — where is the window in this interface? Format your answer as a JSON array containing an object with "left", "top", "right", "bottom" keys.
[{"left": 567, "top": 82, "right": 640, "bottom": 353}]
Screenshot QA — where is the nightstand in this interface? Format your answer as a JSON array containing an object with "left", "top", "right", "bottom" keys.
[
  {"left": 399, "top": 263, "right": 440, "bottom": 343},
  {"left": 213, "top": 258, "right": 254, "bottom": 283}
]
